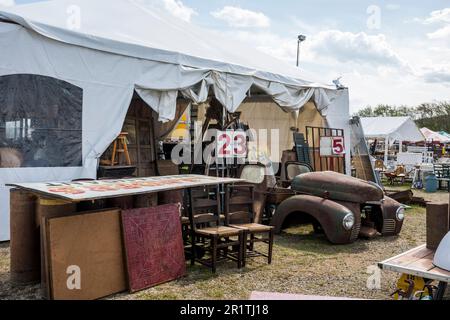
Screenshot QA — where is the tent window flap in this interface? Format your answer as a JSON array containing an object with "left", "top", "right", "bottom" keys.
[{"left": 0, "top": 74, "right": 83, "bottom": 168}]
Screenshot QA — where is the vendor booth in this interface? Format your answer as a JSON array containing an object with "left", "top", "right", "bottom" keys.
[
  {"left": 360, "top": 117, "right": 425, "bottom": 164},
  {"left": 0, "top": 0, "right": 350, "bottom": 241},
  {"left": 421, "top": 128, "right": 450, "bottom": 144}
]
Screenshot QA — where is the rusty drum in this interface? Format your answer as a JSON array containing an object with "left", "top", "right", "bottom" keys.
[{"left": 10, "top": 189, "right": 39, "bottom": 285}]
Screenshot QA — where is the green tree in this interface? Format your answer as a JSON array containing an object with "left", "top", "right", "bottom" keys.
[{"left": 355, "top": 101, "right": 450, "bottom": 132}]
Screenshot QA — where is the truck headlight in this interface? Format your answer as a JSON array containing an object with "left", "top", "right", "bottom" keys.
[
  {"left": 343, "top": 213, "right": 355, "bottom": 230},
  {"left": 396, "top": 207, "right": 405, "bottom": 221}
]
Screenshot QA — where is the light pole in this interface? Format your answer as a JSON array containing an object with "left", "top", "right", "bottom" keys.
[{"left": 296, "top": 34, "right": 306, "bottom": 67}]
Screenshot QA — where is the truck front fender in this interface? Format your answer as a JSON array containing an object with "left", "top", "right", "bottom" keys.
[{"left": 270, "top": 195, "right": 359, "bottom": 244}]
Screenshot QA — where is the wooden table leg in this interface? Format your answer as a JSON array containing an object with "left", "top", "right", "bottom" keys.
[{"left": 186, "top": 188, "right": 196, "bottom": 266}]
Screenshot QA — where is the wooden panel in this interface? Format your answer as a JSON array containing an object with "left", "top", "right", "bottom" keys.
[
  {"left": 405, "top": 253, "right": 435, "bottom": 271},
  {"left": 389, "top": 246, "right": 434, "bottom": 266},
  {"left": 380, "top": 244, "right": 450, "bottom": 283},
  {"left": 122, "top": 204, "right": 185, "bottom": 292},
  {"left": 123, "top": 119, "right": 137, "bottom": 145},
  {"left": 428, "top": 266, "right": 450, "bottom": 279},
  {"left": 46, "top": 209, "right": 126, "bottom": 300}
]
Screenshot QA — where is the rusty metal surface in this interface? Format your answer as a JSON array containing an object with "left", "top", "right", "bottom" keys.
[
  {"left": 380, "top": 196, "right": 404, "bottom": 236},
  {"left": 291, "top": 171, "right": 384, "bottom": 203},
  {"left": 385, "top": 189, "right": 414, "bottom": 205},
  {"left": 9, "top": 189, "right": 40, "bottom": 285},
  {"left": 270, "top": 195, "right": 357, "bottom": 244},
  {"left": 265, "top": 188, "right": 296, "bottom": 205}
]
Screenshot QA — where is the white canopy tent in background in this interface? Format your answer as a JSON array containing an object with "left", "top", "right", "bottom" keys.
[
  {"left": 0, "top": 0, "right": 351, "bottom": 241},
  {"left": 360, "top": 117, "right": 425, "bottom": 163},
  {"left": 421, "top": 128, "right": 450, "bottom": 143}
]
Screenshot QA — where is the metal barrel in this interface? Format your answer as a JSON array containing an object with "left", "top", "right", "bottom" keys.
[
  {"left": 9, "top": 189, "right": 39, "bottom": 285},
  {"left": 35, "top": 198, "right": 77, "bottom": 227}
]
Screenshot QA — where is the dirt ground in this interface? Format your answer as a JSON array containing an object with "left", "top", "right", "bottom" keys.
[{"left": 1, "top": 189, "right": 448, "bottom": 300}]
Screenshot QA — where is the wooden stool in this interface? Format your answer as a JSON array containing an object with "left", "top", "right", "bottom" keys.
[{"left": 102, "top": 132, "right": 131, "bottom": 166}]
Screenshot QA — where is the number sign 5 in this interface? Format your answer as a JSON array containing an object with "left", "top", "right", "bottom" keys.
[{"left": 332, "top": 137, "right": 345, "bottom": 155}]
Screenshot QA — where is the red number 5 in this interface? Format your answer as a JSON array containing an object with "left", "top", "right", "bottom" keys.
[{"left": 332, "top": 138, "right": 345, "bottom": 155}]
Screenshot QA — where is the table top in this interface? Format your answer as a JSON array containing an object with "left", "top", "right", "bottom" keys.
[
  {"left": 378, "top": 244, "right": 450, "bottom": 283},
  {"left": 7, "top": 175, "right": 244, "bottom": 202}
]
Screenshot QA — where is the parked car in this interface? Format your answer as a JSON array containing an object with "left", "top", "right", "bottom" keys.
[{"left": 270, "top": 171, "right": 405, "bottom": 244}]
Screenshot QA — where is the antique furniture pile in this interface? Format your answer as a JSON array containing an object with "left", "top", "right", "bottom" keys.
[{"left": 8, "top": 175, "right": 255, "bottom": 300}]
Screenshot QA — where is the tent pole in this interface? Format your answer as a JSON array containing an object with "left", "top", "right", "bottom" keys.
[{"left": 384, "top": 137, "right": 389, "bottom": 165}]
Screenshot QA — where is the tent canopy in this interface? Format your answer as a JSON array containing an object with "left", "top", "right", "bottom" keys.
[
  {"left": 360, "top": 117, "right": 424, "bottom": 144},
  {"left": 0, "top": 0, "right": 351, "bottom": 241},
  {"left": 0, "top": 0, "right": 337, "bottom": 122},
  {"left": 421, "top": 128, "right": 450, "bottom": 143},
  {"left": 0, "top": 0, "right": 331, "bottom": 89}
]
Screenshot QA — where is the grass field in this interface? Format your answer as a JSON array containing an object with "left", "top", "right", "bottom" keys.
[{"left": 0, "top": 189, "right": 448, "bottom": 300}]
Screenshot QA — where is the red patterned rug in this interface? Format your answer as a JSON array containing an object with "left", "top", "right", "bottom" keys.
[{"left": 122, "top": 204, "right": 186, "bottom": 292}]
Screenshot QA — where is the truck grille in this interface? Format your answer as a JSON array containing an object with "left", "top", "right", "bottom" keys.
[
  {"left": 351, "top": 222, "right": 361, "bottom": 241},
  {"left": 382, "top": 219, "right": 396, "bottom": 235}
]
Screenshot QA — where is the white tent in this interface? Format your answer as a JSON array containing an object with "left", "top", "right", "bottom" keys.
[
  {"left": 360, "top": 116, "right": 424, "bottom": 163},
  {"left": 0, "top": 0, "right": 351, "bottom": 241},
  {"left": 421, "top": 128, "right": 450, "bottom": 143}
]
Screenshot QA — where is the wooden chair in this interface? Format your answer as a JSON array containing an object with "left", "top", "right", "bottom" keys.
[
  {"left": 225, "top": 185, "right": 274, "bottom": 266},
  {"left": 187, "top": 187, "right": 245, "bottom": 273},
  {"left": 285, "top": 161, "right": 313, "bottom": 180},
  {"left": 385, "top": 165, "right": 406, "bottom": 185}
]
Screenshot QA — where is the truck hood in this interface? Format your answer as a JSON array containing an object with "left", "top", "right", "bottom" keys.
[{"left": 291, "top": 171, "right": 384, "bottom": 203}]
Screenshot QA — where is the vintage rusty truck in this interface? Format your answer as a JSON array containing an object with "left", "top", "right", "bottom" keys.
[{"left": 269, "top": 170, "right": 405, "bottom": 244}]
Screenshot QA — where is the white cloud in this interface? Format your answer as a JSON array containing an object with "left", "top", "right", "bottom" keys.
[
  {"left": 423, "top": 8, "right": 450, "bottom": 24},
  {"left": 211, "top": 6, "right": 270, "bottom": 28},
  {"left": 418, "top": 8, "right": 450, "bottom": 40},
  {"left": 0, "top": 0, "right": 15, "bottom": 7},
  {"left": 162, "top": 0, "right": 196, "bottom": 23},
  {"left": 386, "top": 4, "right": 400, "bottom": 11},
  {"left": 427, "top": 25, "right": 450, "bottom": 40},
  {"left": 422, "top": 65, "right": 450, "bottom": 84},
  {"left": 306, "top": 30, "right": 410, "bottom": 70}
]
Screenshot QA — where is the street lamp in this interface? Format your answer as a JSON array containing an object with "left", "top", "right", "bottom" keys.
[{"left": 296, "top": 34, "right": 306, "bottom": 67}]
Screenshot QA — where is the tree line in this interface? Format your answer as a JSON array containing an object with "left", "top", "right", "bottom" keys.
[{"left": 355, "top": 101, "right": 450, "bottom": 133}]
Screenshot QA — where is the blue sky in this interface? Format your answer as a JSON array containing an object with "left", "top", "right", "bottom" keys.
[{"left": 2, "top": 0, "right": 450, "bottom": 112}]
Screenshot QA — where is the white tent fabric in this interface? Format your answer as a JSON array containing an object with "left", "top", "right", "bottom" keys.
[
  {"left": 0, "top": 0, "right": 335, "bottom": 121},
  {"left": 360, "top": 117, "right": 424, "bottom": 144},
  {"left": 0, "top": 0, "right": 350, "bottom": 241},
  {"left": 421, "top": 128, "right": 450, "bottom": 143}
]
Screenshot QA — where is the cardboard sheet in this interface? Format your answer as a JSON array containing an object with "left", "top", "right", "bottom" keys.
[
  {"left": 122, "top": 204, "right": 185, "bottom": 292},
  {"left": 46, "top": 209, "right": 126, "bottom": 300}
]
